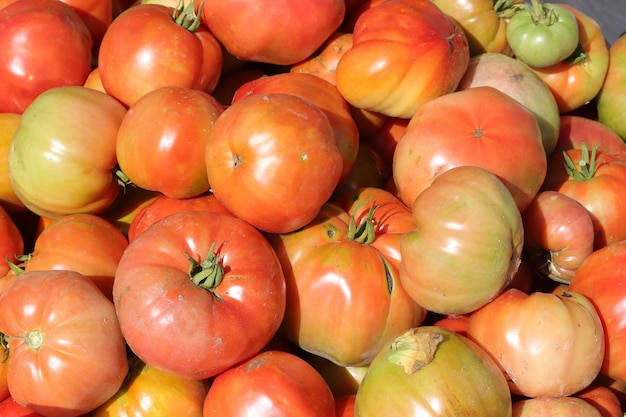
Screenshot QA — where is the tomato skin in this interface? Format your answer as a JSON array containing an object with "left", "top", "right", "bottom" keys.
[
  {"left": 269, "top": 199, "right": 425, "bottom": 367},
  {"left": 60, "top": 0, "right": 112, "bottom": 52},
  {"left": 526, "top": 4, "right": 609, "bottom": 114},
  {"left": 113, "top": 210, "right": 286, "bottom": 380},
  {"left": 336, "top": 0, "right": 469, "bottom": 119},
  {"left": 576, "top": 384, "right": 624, "bottom": 417},
  {"left": 400, "top": 166, "right": 524, "bottom": 315},
  {"left": 93, "top": 356, "right": 207, "bottom": 417},
  {"left": 24, "top": 213, "right": 128, "bottom": 302},
  {"left": 98, "top": 4, "right": 222, "bottom": 107},
  {"left": 0, "top": 0, "right": 93, "bottom": 114},
  {"left": 116, "top": 86, "right": 224, "bottom": 199},
  {"left": 392, "top": 86, "right": 546, "bottom": 212},
  {"left": 522, "top": 190, "right": 594, "bottom": 284},
  {"left": 201, "top": 0, "right": 345, "bottom": 65},
  {"left": 8, "top": 86, "right": 126, "bottom": 219},
  {"left": 0, "top": 114, "right": 26, "bottom": 214},
  {"left": 0, "top": 205, "right": 23, "bottom": 278},
  {"left": 0, "top": 270, "right": 129, "bottom": 417},
  {"left": 205, "top": 93, "right": 344, "bottom": 234},
  {"left": 512, "top": 397, "right": 602, "bottom": 417},
  {"left": 467, "top": 287, "right": 605, "bottom": 398},
  {"left": 568, "top": 241, "right": 626, "bottom": 383},
  {"left": 127, "top": 192, "right": 232, "bottom": 242},
  {"left": 597, "top": 33, "right": 626, "bottom": 140},
  {"left": 355, "top": 326, "right": 512, "bottom": 417},
  {"left": 290, "top": 31, "right": 353, "bottom": 86},
  {"left": 555, "top": 115, "right": 626, "bottom": 161}
]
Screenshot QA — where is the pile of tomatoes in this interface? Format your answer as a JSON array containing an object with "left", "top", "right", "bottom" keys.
[{"left": 1, "top": 0, "right": 626, "bottom": 416}]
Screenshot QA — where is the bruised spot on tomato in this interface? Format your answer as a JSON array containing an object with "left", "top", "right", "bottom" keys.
[{"left": 246, "top": 357, "right": 266, "bottom": 373}]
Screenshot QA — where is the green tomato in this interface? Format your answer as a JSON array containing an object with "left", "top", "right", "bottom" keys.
[
  {"left": 597, "top": 33, "right": 626, "bottom": 141},
  {"left": 506, "top": 1, "right": 579, "bottom": 68}
]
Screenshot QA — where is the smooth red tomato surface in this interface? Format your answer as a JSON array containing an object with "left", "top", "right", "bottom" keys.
[
  {"left": 336, "top": 0, "right": 469, "bottom": 118},
  {"left": 0, "top": 0, "right": 92, "bottom": 114},
  {"left": 201, "top": 0, "right": 345, "bottom": 65},
  {"left": 60, "top": 0, "right": 112, "bottom": 51},
  {"left": 113, "top": 210, "right": 286, "bottom": 380},
  {"left": 393, "top": 86, "right": 546, "bottom": 212},
  {"left": 466, "top": 287, "right": 605, "bottom": 398},
  {"left": 205, "top": 92, "right": 343, "bottom": 234},
  {"left": 203, "top": 350, "right": 336, "bottom": 417},
  {"left": 116, "top": 86, "right": 224, "bottom": 199},
  {"left": 0, "top": 270, "right": 128, "bottom": 417}
]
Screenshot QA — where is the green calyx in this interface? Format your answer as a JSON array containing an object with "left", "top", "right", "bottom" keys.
[
  {"left": 172, "top": 0, "right": 204, "bottom": 32},
  {"left": 347, "top": 202, "right": 378, "bottom": 245},
  {"left": 187, "top": 242, "right": 225, "bottom": 300},
  {"left": 563, "top": 142, "right": 603, "bottom": 181}
]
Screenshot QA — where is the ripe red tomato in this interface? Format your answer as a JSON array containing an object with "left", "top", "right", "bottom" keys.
[
  {"left": 393, "top": 85, "right": 546, "bottom": 212},
  {"left": 290, "top": 31, "right": 354, "bottom": 86},
  {"left": 555, "top": 115, "right": 626, "bottom": 161},
  {"left": 93, "top": 356, "right": 207, "bottom": 417},
  {"left": 8, "top": 86, "right": 127, "bottom": 219},
  {"left": 0, "top": 270, "right": 128, "bottom": 417},
  {"left": 400, "top": 166, "right": 524, "bottom": 315},
  {"left": 269, "top": 191, "right": 426, "bottom": 367},
  {"left": 203, "top": 350, "right": 336, "bottom": 417},
  {"left": 0, "top": 0, "right": 93, "bottom": 114},
  {"left": 116, "top": 86, "right": 224, "bottom": 199},
  {"left": 335, "top": 0, "right": 470, "bottom": 118},
  {"left": 467, "top": 287, "right": 605, "bottom": 398},
  {"left": 98, "top": 3, "right": 223, "bottom": 107},
  {"left": 60, "top": 0, "right": 112, "bottom": 52},
  {"left": 568, "top": 241, "right": 626, "bottom": 383},
  {"left": 205, "top": 92, "right": 344, "bottom": 234},
  {"left": 113, "top": 210, "right": 286, "bottom": 380},
  {"left": 23, "top": 213, "right": 128, "bottom": 302},
  {"left": 201, "top": 0, "right": 345, "bottom": 65}
]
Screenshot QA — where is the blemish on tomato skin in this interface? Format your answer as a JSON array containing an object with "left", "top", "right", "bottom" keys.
[
  {"left": 246, "top": 357, "right": 266, "bottom": 372},
  {"left": 300, "top": 153, "right": 308, "bottom": 162}
]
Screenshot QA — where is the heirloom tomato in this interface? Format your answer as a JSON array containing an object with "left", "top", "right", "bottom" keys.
[
  {"left": 127, "top": 192, "right": 232, "bottom": 242},
  {"left": 526, "top": 4, "right": 609, "bottom": 113},
  {"left": 201, "top": 0, "right": 345, "bottom": 65},
  {"left": 98, "top": 3, "right": 223, "bottom": 107},
  {"left": 0, "top": 114, "right": 26, "bottom": 214},
  {"left": 113, "top": 210, "right": 286, "bottom": 380},
  {"left": 568, "top": 240, "right": 626, "bottom": 383},
  {"left": 467, "top": 287, "right": 604, "bottom": 398},
  {"left": 93, "top": 356, "right": 207, "bottom": 417},
  {"left": 400, "top": 166, "right": 523, "bottom": 315},
  {"left": 205, "top": 93, "right": 343, "bottom": 234},
  {"left": 542, "top": 144, "right": 626, "bottom": 249},
  {"left": 0, "top": 0, "right": 92, "bottom": 114},
  {"left": 0, "top": 270, "right": 128, "bottom": 417},
  {"left": 457, "top": 52, "right": 560, "bottom": 156},
  {"left": 432, "top": 0, "right": 521, "bottom": 55},
  {"left": 23, "top": 213, "right": 128, "bottom": 302},
  {"left": 597, "top": 33, "right": 626, "bottom": 140},
  {"left": 232, "top": 72, "right": 360, "bottom": 183},
  {"left": 290, "top": 31, "right": 353, "bottom": 85},
  {"left": 522, "top": 190, "right": 594, "bottom": 284},
  {"left": 0, "top": 206, "right": 22, "bottom": 278},
  {"left": 116, "top": 86, "right": 224, "bottom": 199},
  {"left": 506, "top": 0, "right": 579, "bottom": 68},
  {"left": 555, "top": 115, "right": 626, "bottom": 161},
  {"left": 393, "top": 85, "right": 545, "bottom": 212},
  {"left": 512, "top": 397, "right": 602, "bottom": 417},
  {"left": 269, "top": 194, "right": 425, "bottom": 367},
  {"left": 8, "top": 86, "right": 127, "bottom": 219},
  {"left": 335, "top": 0, "right": 470, "bottom": 119},
  {"left": 355, "top": 326, "right": 512, "bottom": 417}
]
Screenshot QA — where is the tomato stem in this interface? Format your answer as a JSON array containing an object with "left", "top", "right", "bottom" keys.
[
  {"left": 563, "top": 142, "right": 602, "bottom": 181},
  {"left": 187, "top": 242, "right": 225, "bottom": 300},
  {"left": 522, "top": 0, "right": 558, "bottom": 26},
  {"left": 347, "top": 203, "right": 378, "bottom": 244},
  {"left": 172, "top": 0, "right": 204, "bottom": 32},
  {"left": 494, "top": 0, "right": 524, "bottom": 19}
]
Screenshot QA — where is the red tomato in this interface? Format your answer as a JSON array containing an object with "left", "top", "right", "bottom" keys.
[
  {"left": 0, "top": 395, "right": 53, "bottom": 417},
  {"left": 116, "top": 86, "right": 224, "bottom": 199},
  {"left": 335, "top": 395, "right": 356, "bottom": 417},
  {"left": 98, "top": 3, "right": 222, "bottom": 107},
  {"left": 60, "top": 0, "right": 113, "bottom": 52},
  {"left": 113, "top": 210, "right": 286, "bottom": 380},
  {"left": 232, "top": 72, "right": 360, "bottom": 183},
  {"left": 268, "top": 193, "right": 426, "bottom": 367},
  {"left": 577, "top": 384, "right": 624, "bottom": 417},
  {"left": 93, "top": 356, "right": 208, "bottom": 417},
  {"left": 466, "top": 287, "right": 605, "bottom": 398},
  {"left": 8, "top": 86, "right": 127, "bottom": 219},
  {"left": 555, "top": 115, "right": 626, "bottom": 161},
  {"left": 335, "top": 0, "right": 470, "bottom": 118},
  {"left": 526, "top": 4, "right": 609, "bottom": 114},
  {"left": 400, "top": 166, "right": 524, "bottom": 315},
  {"left": 512, "top": 397, "right": 603, "bottom": 417},
  {"left": 0, "top": 205, "right": 23, "bottom": 278},
  {"left": 393, "top": 86, "right": 546, "bottom": 212},
  {"left": 201, "top": 0, "right": 345, "bottom": 65},
  {"left": 127, "top": 192, "right": 232, "bottom": 242},
  {"left": 205, "top": 92, "right": 344, "bottom": 234},
  {"left": 542, "top": 146, "right": 626, "bottom": 249},
  {"left": 23, "top": 213, "right": 128, "bottom": 302},
  {"left": 290, "top": 31, "right": 354, "bottom": 86},
  {"left": 568, "top": 241, "right": 626, "bottom": 383},
  {"left": 202, "top": 350, "right": 336, "bottom": 417},
  {"left": 522, "top": 190, "right": 594, "bottom": 284},
  {"left": 0, "top": 0, "right": 93, "bottom": 114},
  {"left": 0, "top": 270, "right": 128, "bottom": 417}
]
